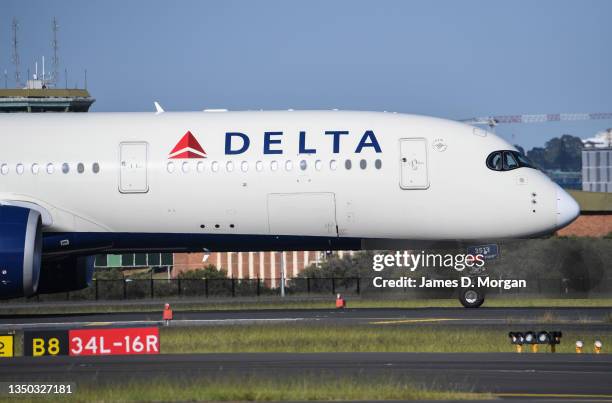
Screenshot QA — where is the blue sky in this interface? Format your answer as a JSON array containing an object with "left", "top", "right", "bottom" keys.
[{"left": 3, "top": 0, "right": 611, "bottom": 149}]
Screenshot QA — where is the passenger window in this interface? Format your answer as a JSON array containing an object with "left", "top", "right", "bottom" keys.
[
  {"left": 270, "top": 161, "right": 278, "bottom": 171},
  {"left": 315, "top": 160, "right": 322, "bottom": 171},
  {"left": 1, "top": 164, "right": 8, "bottom": 175},
  {"left": 330, "top": 160, "right": 337, "bottom": 171},
  {"left": 196, "top": 161, "right": 205, "bottom": 173},
  {"left": 211, "top": 161, "right": 219, "bottom": 172},
  {"left": 504, "top": 152, "right": 519, "bottom": 170},
  {"left": 359, "top": 159, "right": 367, "bottom": 169},
  {"left": 62, "top": 163, "right": 70, "bottom": 174},
  {"left": 92, "top": 163, "right": 100, "bottom": 174},
  {"left": 31, "top": 163, "right": 39, "bottom": 175},
  {"left": 226, "top": 161, "right": 234, "bottom": 172},
  {"left": 486, "top": 152, "right": 502, "bottom": 171},
  {"left": 16, "top": 163, "right": 24, "bottom": 175},
  {"left": 345, "top": 159, "right": 352, "bottom": 170},
  {"left": 241, "top": 161, "right": 248, "bottom": 172},
  {"left": 375, "top": 159, "right": 382, "bottom": 169},
  {"left": 285, "top": 160, "right": 293, "bottom": 171},
  {"left": 182, "top": 162, "right": 190, "bottom": 173},
  {"left": 47, "top": 163, "right": 55, "bottom": 174},
  {"left": 77, "top": 163, "right": 85, "bottom": 174},
  {"left": 299, "top": 160, "right": 307, "bottom": 171},
  {"left": 256, "top": 161, "right": 263, "bottom": 172},
  {"left": 166, "top": 162, "right": 175, "bottom": 173}
]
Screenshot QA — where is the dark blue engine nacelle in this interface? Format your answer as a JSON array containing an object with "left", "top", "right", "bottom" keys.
[
  {"left": 0, "top": 206, "right": 42, "bottom": 298},
  {"left": 37, "top": 255, "right": 95, "bottom": 294}
]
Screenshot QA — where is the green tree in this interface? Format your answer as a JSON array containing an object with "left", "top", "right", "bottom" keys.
[
  {"left": 526, "top": 134, "right": 583, "bottom": 171},
  {"left": 526, "top": 147, "right": 548, "bottom": 170},
  {"left": 94, "top": 267, "right": 125, "bottom": 280},
  {"left": 177, "top": 265, "right": 228, "bottom": 279},
  {"left": 298, "top": 251, "right": 376, "bottom": 278}
]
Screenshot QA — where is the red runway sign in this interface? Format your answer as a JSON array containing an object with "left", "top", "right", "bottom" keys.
[{"left": 68, "top": 327, "right": 159, "bottom": 356}]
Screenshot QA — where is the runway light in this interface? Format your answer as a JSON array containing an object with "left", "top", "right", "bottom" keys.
[
  {"left": 594, "top": 340, "right": 602, "bottom": 354},
  {"left": 510, "top": 330, "right": 562, "bottom": 353},
  {"left": 548, "top": 331, "right": 562, "bottom": 353},
  {"left": 523, "top": 331, "right": 538, "bottom": 352},
  {"left": 576, "top": 340, "right": 584, "bottom": 354},
  {"left": 508, "top": 332, "right": 521, "bottom": 344},
  {"left": 537, "top": 331, "right": 550, "bottom": 344},
  {"left": 508, "top": 332, "right": 524, "bottom": 353}
]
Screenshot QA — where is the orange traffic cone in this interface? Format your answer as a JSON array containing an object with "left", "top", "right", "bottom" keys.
[
  {"left": 163, "top": 303, "right": 173, "bottom": 326},
  {"left": 335, "top": 293, "right": 346, "bottom": 309}
]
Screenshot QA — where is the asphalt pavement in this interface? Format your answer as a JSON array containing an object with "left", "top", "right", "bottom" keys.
[
  {"left": 0, "top": 307, "right": 610, "bottom": 330},
  {"left": 1, "top": 352, "right": 611, "bottom": 398}
]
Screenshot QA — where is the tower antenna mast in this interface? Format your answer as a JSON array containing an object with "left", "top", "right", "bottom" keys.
[
  {"left": 51, "top": 17, "right": 59, "bottom": 85},
  {"left": 11, "top": 18, "right": 21, "bottom": 87}
]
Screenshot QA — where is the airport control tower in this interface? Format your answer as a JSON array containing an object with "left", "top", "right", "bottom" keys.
[{"left": 1, "top": 17, "right": 95, "bottom": 113}]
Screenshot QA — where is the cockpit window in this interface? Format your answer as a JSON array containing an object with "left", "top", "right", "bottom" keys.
[
  {"left": 516, "top": 152, "right": 535, "bottom": 169},
  {"left": 504, "top": 152, "right": 519, "bottom": 170},
  {"left": 486, "top": 150, "right": 535, "bottom": 171},
  {"left": 486, "top": 152, "right": 503, "bottom": 171}
]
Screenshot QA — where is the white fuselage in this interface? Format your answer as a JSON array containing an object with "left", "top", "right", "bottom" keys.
[{"left": 0, "top": 111, "right": 578, "bottom": 251}]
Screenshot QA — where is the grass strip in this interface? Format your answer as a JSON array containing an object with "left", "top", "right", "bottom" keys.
[
  {"left": 9, "top": 324, "right": 612, "bottom": 356},
  {"left": 160, "top": 324, "right": 612, "bottom": 354},
  {"left": 15, "top": 376, "right": 491, "bottom": 402}
]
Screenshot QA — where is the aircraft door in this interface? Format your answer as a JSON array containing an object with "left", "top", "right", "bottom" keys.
[
  {"left": 119, "top": 142, "right": 149, "bottom": 193},
  {"left": 399, "top": 138, "right": 429, "bottom": 189}
]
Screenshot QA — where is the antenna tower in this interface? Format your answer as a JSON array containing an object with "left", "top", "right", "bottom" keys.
[
  {"left": 11, "top": 18, "right": 21, "bottom": 87},
  {"left": 51, "top": 17, "right": 59, "bottom": 85}
]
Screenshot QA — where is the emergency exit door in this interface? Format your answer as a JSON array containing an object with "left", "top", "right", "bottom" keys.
[
  {"left": 119, "top": 142, "right": 149, "bottom": 193},
  {"left": 399, "top": 138, "right": 429, "bottom": 189}
]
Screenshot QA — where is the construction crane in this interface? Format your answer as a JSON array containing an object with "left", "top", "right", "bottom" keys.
[{"left": 460, "top": 112, "right": 612, "bottom": 130}]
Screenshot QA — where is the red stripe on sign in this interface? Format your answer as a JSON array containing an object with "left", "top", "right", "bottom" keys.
[{"left": 68, "top": 327, "right": 159, "bottom": 356}]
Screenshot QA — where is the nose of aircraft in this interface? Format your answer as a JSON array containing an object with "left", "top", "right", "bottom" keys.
[{"left": 556, "top": 187, "right": 580, "bottom": 229}]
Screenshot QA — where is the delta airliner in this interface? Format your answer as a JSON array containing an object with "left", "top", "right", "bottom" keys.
[{"left": 0, "top": 110, "right": 579, "bottom": 303}]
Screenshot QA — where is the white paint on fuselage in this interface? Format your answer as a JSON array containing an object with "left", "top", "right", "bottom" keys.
[{"left": 0, "top": 111, "right": 566, "bottom": 240}]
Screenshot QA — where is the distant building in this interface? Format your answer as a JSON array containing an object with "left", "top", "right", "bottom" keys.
[
  {"left": 582, "top": 146, "right": 612, "bottom": 193},
  {"left": 546, "top": 169, "right": 582, "bottom": 190},
  {"left": 172, "top": 251, "right": 347, "bottom": 283},
  {"left": 94, "top": 250, "right": 359, "bottom": 282},
  {"left": 94, "top": 253, "right": 174, "bottom": 270},
  {"left": 0, "top": 85, "right": 95, "bottom": 112},
  {"left": 581, "top": 129, "right": 611, "bottom": 193}
]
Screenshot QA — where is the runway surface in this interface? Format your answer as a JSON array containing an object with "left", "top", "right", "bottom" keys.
[
  {"left": 0, "top": 307, "right": 610, "bottom": 330},
  {"left": 2, "top": 307, "right": 611, "bottom": 401},
  {"left": 1, "top": 352, "right": 611, "bottom": 397}
]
